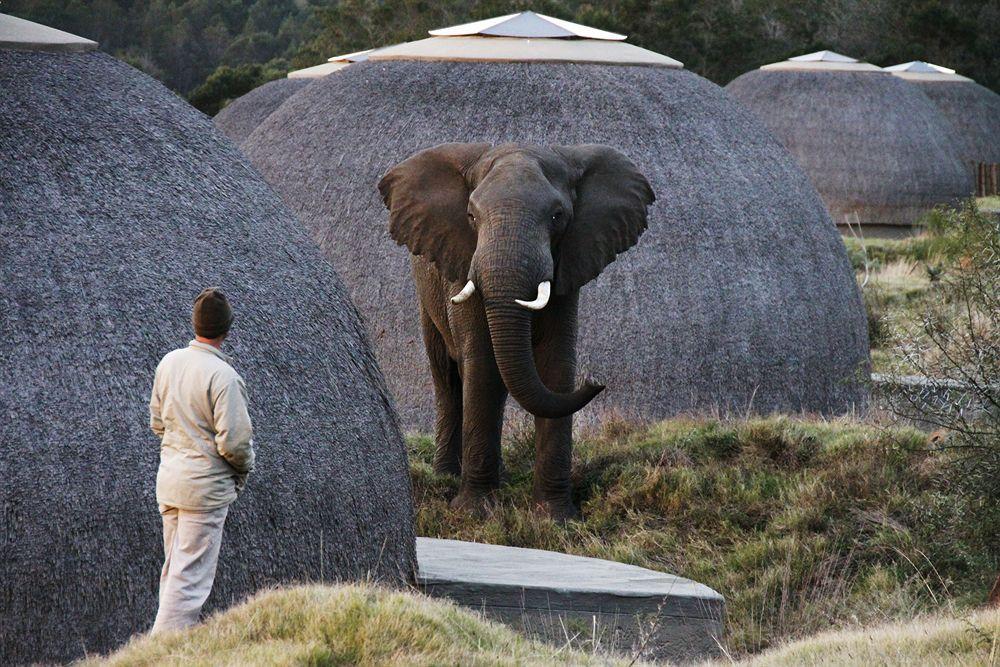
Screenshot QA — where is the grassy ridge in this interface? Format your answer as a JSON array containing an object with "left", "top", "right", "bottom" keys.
[
  {"left": 716, "top": 607, "right": 1000, "bottom": 666},
  {"left": 412, "top": 417, "right": 995, "bottom": 656},
  {"left": 88, "top": 584, "right": 616, "bottom": 666}
]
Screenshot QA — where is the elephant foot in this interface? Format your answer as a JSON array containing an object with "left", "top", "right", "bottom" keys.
[
  {"left": 450, "top": 487, "right": 497, "bottom": 515},
  {"left": 532, "top": 492, "right": 579, "bottom": 522}
]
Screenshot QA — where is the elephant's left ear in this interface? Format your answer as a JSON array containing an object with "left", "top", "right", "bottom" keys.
[{"left": 551, "top": 145, "right": 655, "bottom": 294}]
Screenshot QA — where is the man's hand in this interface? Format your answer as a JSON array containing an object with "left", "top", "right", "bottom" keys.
[{"left": 235, "top": 473, "right": 249, "bottom": 495}]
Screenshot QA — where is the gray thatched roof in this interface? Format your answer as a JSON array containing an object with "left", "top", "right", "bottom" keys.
[
  {"left": 726, "top": 68, "right": 971, "bottom": 228},
  {"left": 242, "top": 58, "right": 870, "bottom": 432},
  {"left": 0, "top": 46, "right": 414, "bottom": 664},
  {"left": 213, "top": 77, "right": 311, "bottom": 145},
  {"left": 894, "top": 75, "right": 1000, "bottom": 165}
]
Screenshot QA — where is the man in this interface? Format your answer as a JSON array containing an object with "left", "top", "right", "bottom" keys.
[{"left": 148, "top": 287, "right": 254, "bottom": 633}]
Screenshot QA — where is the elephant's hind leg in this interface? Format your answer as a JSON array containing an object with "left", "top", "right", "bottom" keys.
[{"left": 421, "top": 307, "right": 463, "bottom": 476}]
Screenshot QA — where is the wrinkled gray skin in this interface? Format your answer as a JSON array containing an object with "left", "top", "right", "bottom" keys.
[{"left": 379, "top": 143, "right": 654, "bottom": 517}]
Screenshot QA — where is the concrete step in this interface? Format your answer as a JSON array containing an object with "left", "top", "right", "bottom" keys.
[{"left": 416, "top": 537, "right": 725, "bottom": 663}]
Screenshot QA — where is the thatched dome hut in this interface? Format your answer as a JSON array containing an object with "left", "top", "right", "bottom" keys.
[
  {"left": 885, "top": 61, "right": 1000, "bottom": 167},
  {"left": 242, "top": 13, "right": 870, "bottom": 432},
  {"left": 213, "top": 77, "right": 311, "bottom": 145},
  {"left": 726, "top": 51, "right": 971, "bottom": 233},
  {"left": 0, "top": 15, "right": 414, "bottom": 664},
  {"left": 214, "top": 50, "right": 373, "bottom": 145}
]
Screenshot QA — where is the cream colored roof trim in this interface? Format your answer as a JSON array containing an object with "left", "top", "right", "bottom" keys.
[
  {"left": 327, "top": 49, "right": 374, "bottom": 63},
  {"left": 369, "top": 36, "right": 682, "bottom": 68},
  {"left": 0, "top": 12, "right": 97, "bottom": 53},
  {"left": 287, "top": 61, "right": 351, "bottom": 79}
]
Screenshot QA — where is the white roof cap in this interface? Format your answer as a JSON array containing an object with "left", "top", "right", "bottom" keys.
[
  {"left": 367, "top": 12, "right": 680, "bottom": 68},
  {"left": 761, "top": 50, "right": 882, "bottom": 73},
  {"left": 287, "top": 61, "right": 351, "bottom": 79},
  {"left": 369, "top": 36, "right": 681, "bottom": 67},
  {"left": 790, "top": 50, "right": 858, "bottom": 63},
  {"left": 884, "top": 60, "right": 972, "bottom": 82},
  {"left": 327, "top": 49, "right": 374, "bottom": 63},
  {"left": 0, "top": 12, "right": 97, "bottom": 53},
  {"left": 429, "top": 11, "right": 626, "bottom": 41}
]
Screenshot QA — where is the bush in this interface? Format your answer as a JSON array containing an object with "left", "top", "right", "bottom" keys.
[{"left": 188, "top": 61, "right": 289, "bottom": 116}]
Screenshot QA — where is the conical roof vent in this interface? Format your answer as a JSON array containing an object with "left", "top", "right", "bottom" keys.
[
  {"left": 761, "top": 50, "right": 882, "bottom": 72},
  {"left": 370, "top": 12, "right": 681, "bottom": 67},
  {"left": 0, "top": 12, "right": 96, "bottom": 52},
  {"left": 428, "top": 11, "right": 625, "bottom": 40},
  {"left": 885, "top": 60, "right": 972, "bottom": 82}
]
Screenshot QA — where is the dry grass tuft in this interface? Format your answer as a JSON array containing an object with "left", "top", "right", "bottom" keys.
[
  {"left": 710, "top": 607, "right": 1000, "bottom": 666},
  {"left": 84, "top": 584, "right": 621, "bottom": 666}
]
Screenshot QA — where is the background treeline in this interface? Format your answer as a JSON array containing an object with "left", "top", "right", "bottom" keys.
[{"left": 5, "top": 0, "right": 999, "bottom": 115}]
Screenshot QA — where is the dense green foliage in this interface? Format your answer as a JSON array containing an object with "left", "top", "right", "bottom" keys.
[
  {"left": 6, "top": 1, "right": 1000, "bottom": 115},
  {"left": 411, "top": 417, "right": 997, "bottom": 656}
]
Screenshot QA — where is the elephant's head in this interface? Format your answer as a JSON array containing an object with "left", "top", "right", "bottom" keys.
[{"left": 379, "top": 143, "right": 655, "bottom": 419}]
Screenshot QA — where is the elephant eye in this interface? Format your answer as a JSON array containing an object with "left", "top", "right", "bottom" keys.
[
  {"left": 551, "top": 210, "right": 563, "bottom": 223},
  {"left": 467, "top": 212, "right": 476, "bottom": 224}
]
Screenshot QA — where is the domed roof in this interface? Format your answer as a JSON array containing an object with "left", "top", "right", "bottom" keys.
[
  {"left": 885, "top": 62, "right": 1000, "bottom": 165},
  {"left": 242, "top": 15, "right": 870, "bottom": 431},
  {"left": 727, "top": 53, "right": 971, "bottom": 229},
  {"left": 0, "top": 16, "right": 414, "bottom": 664},
  {"left": 214, "top": 77, "right": 312, "bottom": 145}
]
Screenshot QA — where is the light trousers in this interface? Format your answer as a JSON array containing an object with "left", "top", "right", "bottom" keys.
[{"left": 151, "top": 504, "right": 229, "bottom": 633}]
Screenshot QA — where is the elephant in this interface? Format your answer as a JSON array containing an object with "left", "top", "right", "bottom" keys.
[{"left": 379, "top": 143, "right": 655, "bottom": 518}]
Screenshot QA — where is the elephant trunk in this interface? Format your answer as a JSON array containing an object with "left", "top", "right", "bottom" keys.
[{"left": 484, "top": 301, "right": 603, "bottom": 419}]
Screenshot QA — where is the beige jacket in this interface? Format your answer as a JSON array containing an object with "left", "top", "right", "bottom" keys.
[{"left": 150, "top": 340, "right": 255, "bottom": 510}]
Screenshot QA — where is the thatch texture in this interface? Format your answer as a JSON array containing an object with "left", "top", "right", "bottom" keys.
[
  {"left": 913, "top": 80, "right": 1000, "bottom": 165},
  {"left": 0, "top": 49, "right": 414, "bottom": 665},
  {"left": 242, "top": 59, "right": 870, "bottom": 432},
  {"left": 726, "top": 69, "right": 970, "bottom": 229},
  {"left": 213, "top": 77, "right": 310, "bottom": 145}
]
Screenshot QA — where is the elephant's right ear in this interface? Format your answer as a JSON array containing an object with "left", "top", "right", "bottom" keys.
[{"left": 379, "top": 143, "right": 490, "bottom": 283}]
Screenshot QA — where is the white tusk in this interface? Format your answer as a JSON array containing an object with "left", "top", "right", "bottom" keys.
[
  {"left": 451, "top": 280, "right": 476, "bottom": 304},
  {"left": 515, "top": 281, "right": 551, "bottom": 310}
]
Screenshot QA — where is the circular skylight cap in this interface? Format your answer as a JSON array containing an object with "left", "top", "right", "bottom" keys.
[
  {"left": 761, "top": 50, "right": 882, "bottom": 72},
  {"left": 429, "top": 11, "right": 626, "bottom": 40},
  {"left": 884, "top": 60, "right": 972, "bottom": 82},
  {"left": 0, "top": 12, "right": 97, "bottom": 53}
]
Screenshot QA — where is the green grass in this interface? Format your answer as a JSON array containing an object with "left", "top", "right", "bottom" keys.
[
  {"left": 412, "top": 416, "right": 996, "bottom": 657},
  {"left": 977, "top": 196, "right": 1000, "bottom": 212},
  {"left": 712, "top": 607, "right": 1000, "bottom": 666},
  {"left": 845, "top": 201, "right": 996, "bottom": 371},
  {"left": 86, "top": 584, "right": 621, "bottom": 666}
]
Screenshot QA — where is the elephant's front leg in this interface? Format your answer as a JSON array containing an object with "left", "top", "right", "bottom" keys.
[
  {"left": 452, "top": 355, "right": 507, "bottom": 511},
  {"left": 532, "top": 294, "right": 580, "bottom": 520},
  {"left": 420, "top": 307, "right": 463, "bottom": 476}
]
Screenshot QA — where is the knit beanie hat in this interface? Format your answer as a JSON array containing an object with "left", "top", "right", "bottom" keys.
[{"left": 192, "top": 287, "right": 234, "bottom": 339}]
